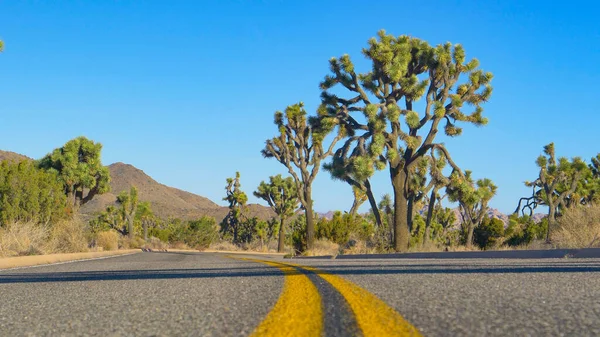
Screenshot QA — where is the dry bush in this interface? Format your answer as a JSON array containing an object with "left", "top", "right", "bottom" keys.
[
  {"left": 408, "top": 240, "right": 443, "bottom": 253},
  {"left": 47, "top": 218, "right": 89, "bottom": 254},
  {"left": 447, "top": 245, "right": 482, "bottom": 252},
  {"left": 209, "top": 241, "right": 242, "bottom": 252},
  {"left": 168, "top": 241, "right": 189, "bottom": 250},
  {"left": 304, "top": 239, "right": 339, "bottom": 257},
  {"left": 95, "top": 230, "right": 119, "bottom": 251},
  {"left": 553, "top": 205, "right": 600, "bottom": 248},
  {"left": 0, "top": 222, "right": 49, "bottom": 257},
  {"left": 119, "top": 236, "right": 146, "bottom": 249}
]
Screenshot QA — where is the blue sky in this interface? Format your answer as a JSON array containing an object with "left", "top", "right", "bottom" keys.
[{"left": 1, "top": 1, "right": 598, "bottom": 214}]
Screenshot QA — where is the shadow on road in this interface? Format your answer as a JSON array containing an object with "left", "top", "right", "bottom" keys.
[{"left": 1, "top": 260, "right": 599, "bottom": 284}]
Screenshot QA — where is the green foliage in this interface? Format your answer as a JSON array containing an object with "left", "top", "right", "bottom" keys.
[
  {"left": 117, "top": 186, "right": 139, "bottom": 237},
  {"left": 504, "top": 214, "right": 547, "bottom": 247},
  {"left": 287, "top": 215, "right": 307, "bottom": 254},
  {"left": 409, "top": 215, "right": 426, "bottom": 247},
  {"left": 316, "top": 211, "right": 374, "bottom": 245},
  {"left": 0, "top": 160, "right": 67, "bottom": 226},
  {"left": 473, "top": 217, "right": 505, "bottom": 250},
  {"left": 182, "top": 217, "right": 218, "bottom": 249},
  {"left": 37, "top": 136, "right": 110, "bottom": 207}
]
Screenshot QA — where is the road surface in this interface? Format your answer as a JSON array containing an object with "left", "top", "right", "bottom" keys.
[{"left": 1, "top": 251, "right": 599, "bottom": 336}]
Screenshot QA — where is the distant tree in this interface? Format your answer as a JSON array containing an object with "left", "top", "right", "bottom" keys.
[
  {"left": 318, "top": 30, "right": 493, "bottom": 251},
  {"left": 221, "top": 172, "right": 247, "bottom": 243},
  {"left": 89, "top": 205, "right": 125, "bottom": 235},
  {"left": 0, "top": 160, "right": 67, "bottom": 226},
  {"left": 37, "top": 137, "right": 111, "bottom": 208},
  {"left": 447, "top": 171, "right": 497, "bottom": 248},
  {"left": 515, "top": 143, "right": 589, "bottom": 242},
  {"left": 136, "top": 201, "right": 154, "bottom": 241},
  {"left": 473, "top": 216, "right": 505, "bottom": 250},
  {"left": 423, "top": 151, "right": 450, "bottom": 245},
  {"left": 254, "top": 175, "right": 299, "bottom": 252},
  {"left": 117, "top": 186, "right": 138, "bottom": 238},
  {"left": 262, "top": 103, "right": 342, "bottom": 250}
]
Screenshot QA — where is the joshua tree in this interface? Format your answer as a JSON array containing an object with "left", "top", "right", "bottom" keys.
[
  {"left": 447, "top": 171, "right": 497, "bottom": 248},
  {"left": 516, "top": 143, "right": 588, "bottom": 242},
  {"left": 38, "top": 136, "right": 111, "bottom": 208},
  {"left": 222, "top": 172, "right": 248, "bottom": 243},
  {"left": 262, "top": 103, "right": 342, "bottom": 251},
  {"left": 117, "top": 186, "right": 139, "bottom": 238},
  {"left": 254, "top": 175, "right": 299, "bottom": 252},
  {"left": 318, "top": 30, "right": 493, "bottom": 251},
  {"left": 136, "top": 201, "right": 154, "bottom": 241}
]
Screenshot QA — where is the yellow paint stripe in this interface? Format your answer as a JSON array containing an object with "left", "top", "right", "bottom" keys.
[
  {"left": 298, "top": 263, "right": 422, "bottom": 337},
  {"left": 232, "top": 257, "right": 323, "bottom": 337}
]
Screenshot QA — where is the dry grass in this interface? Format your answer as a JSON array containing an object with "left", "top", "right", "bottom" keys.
[
  {"left": 0, "top": 222, "right": 49, "bottom": 257},
  {"left": 408, "top": 241, "right": 444, "bottom": 253},
  {"left": 141, "top": 237, "right": 171, "bottom": 251},
  {"left": 446, "top": 245, "right": 482, "bottom": 252},
  {"left": 95, "top": 230, "right": 119, "bottom": 251},
  {"left": 209, "top": 241, "right": 242, "bottom": 252},
  {"left": 553, "top": 205, "right": 600, "bottom": 248},
  {"left": 304, "top": 239, "right": 339, "bottom": 257},
  {"left": 47, "top": 218, "right": 89, "bottom": 254},
  {"left": 119, "top": 236, "right": 146, "bottom": 249}
]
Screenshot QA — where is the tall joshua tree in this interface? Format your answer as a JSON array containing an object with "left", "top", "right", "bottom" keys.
[
  {"left": 262, "top": 103, "right": 342, "bottom": 251},
  {"left": 222, "top": 172, "right": 248, "bottom": 244},
  {"left": 254, "top": 175, "right": 299, "bottom": 252},
  {"left": 319, "top": 30, "right": 493, "bottom": 251}
]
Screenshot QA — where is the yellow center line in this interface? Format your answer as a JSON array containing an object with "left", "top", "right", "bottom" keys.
[
  {"left": 297, "top": 263, "right": 422, "bottom": 337},
  {"left": 231, "top": 257, "right": 323, "bottom": 337}
]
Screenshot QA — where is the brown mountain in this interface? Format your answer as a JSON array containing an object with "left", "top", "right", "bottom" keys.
[
  {"left": 0, "top": 150, "right": 30, "bottom": 162},
  {"left": 80, "top": 162, "right": 275, "bottom": 222},
  {"left": 0, "top": 150, "right": 274, "bottom": 222}
]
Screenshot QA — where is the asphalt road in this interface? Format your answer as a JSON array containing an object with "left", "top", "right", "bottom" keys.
[{"left": 1, "top": 252, "right": 599, "bottom": 336}]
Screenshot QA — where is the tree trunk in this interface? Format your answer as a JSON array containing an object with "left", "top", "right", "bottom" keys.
[
  {"left": 305, "top": 195, "right": 315, "bottom": 251},
  {"left": 143, "top": 221, "right": 148, "bottom": 241},
  {"left": 407, "top": 194, "right": 415, "bottom": 233},
  {"left": 364, "top": 180, "right": 383, "bottom": 228},
  {"left": 547, "top": 203, "right": 556, "bottom": 243},
  {"left": 423, "top": 190, "right": 437, "bottom": 246},
  {"left": 128, "top": 216, "right": 134, "bottom": 238},
  {"left": 391, "top": 168, "right": 409, "bottom": 252},
  {"left": 278, "top": 217, "right": 285, "bottom": 253},
  {"left": 349, "top": 198, "right": 360, "bottom": 216},
  {"left": 466, "top": 221, "right": 475, "bottom": 248}
]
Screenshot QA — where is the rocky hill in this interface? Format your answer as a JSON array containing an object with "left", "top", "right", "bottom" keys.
[
  {"left": 80, "top": 162, "right": 275, "bottom": 221},
  {"left": 0, "top": 150, "right": 30, "bottom": 162}
]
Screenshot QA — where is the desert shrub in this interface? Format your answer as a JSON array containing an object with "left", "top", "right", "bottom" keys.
[
  {"left": 47, "top": 218, "right": 88, "bottom": 253},
  {"left": 409, "top": 215, "right": 426, "bottom": 247},
  {"left": 0, "top": 160, "right": 67, "bottom": 226},
  {"left": 144, "top": 236, "right": 170, "bottom": 250},
  {"left": 504, "top": 214, "right": 547, "bottom": 247},
  {"left": 474, "top": 217, "right": 505, "bottom": 250},
  {"left": 175, "top": 217, "right": 218, "bottom": 249},
  {"left": 552, "top": 205, "right": 600, "bottom": 248},
  {"left": 305, "top": 239, "right": 339, "bottom": 257},
  {"left": 316, "top": 212, "right": 374, "bottom": 246},
  {"left": 287, "top": 215, "right": 307, "bottom": 254},
  {"left": 149, "top": 227, "right": 171, "bottom": 243},
  {"left": 119, "top": 235, "right": 146, "bottom": 249},
  {"left": 0, "top": 222, "right": 49, "bottom": 257},
  {"left": 95, "top": 230, "right": 119, "bottom": 251},
  {"left": 209, "top": 241, "right": 241, "bottom": 251}
]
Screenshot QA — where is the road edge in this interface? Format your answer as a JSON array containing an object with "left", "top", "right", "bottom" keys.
[
  {"left": 292, "top": 248, "right": 600, "bottom": 260},
  {"left": 0, "top": 249, "right": 141, "bottom": 270}
]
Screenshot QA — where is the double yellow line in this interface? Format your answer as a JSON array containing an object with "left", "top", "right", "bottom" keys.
[{"left": 235, "top": 257, "right": 421, "bottom": 337}]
